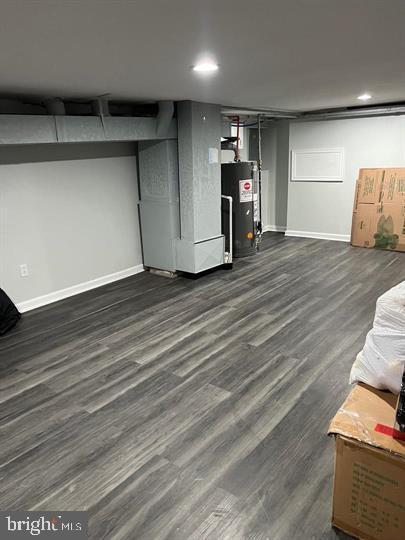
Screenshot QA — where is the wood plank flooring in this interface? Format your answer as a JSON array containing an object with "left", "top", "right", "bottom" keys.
[{"left": 1, "top": 233, "right": 404, "bottom": 539}]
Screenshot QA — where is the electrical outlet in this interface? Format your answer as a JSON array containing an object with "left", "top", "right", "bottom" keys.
[{"left": 19, "top": 264, "right": 29, "bottom": 278}]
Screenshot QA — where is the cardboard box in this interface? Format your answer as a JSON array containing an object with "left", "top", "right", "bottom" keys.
[
  {"left": 351, "top": 203, "right": 378, "bottom": 248},
  {"left": 351, "top": 168, "right": 405, "bottom": 252},
  {"left": 375, "top": 202, "right": 405, "bottom": 251},
  {"left": 381, "top": 169, "right": 405, "bottom": 203},
  {"left": 329, "top": 384, "right": 405, "bottom": 540},
  {"left": 357, "top": 169, "right": 385, "bottom": 204}
]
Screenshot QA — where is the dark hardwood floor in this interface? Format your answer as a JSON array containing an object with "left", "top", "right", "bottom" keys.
[{"left": 1, "top": 234, "right": 404, "bottom": 539}]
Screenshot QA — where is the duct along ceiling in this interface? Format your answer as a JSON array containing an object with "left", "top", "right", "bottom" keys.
[{"left": 0, "top": 0, "right": 404, "bottom": 112}]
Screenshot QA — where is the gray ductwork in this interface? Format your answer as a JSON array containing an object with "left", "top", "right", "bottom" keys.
[
  {"left": 157, "top": 101, "right": 174, "bottom": 137},
  {"left": 0, "top": 114, "right": 177, "bottom": 144},
  {"left": 174, "top": 101, "right": 224, "bottom": 273},
  {"left": 138, "top": 139, "right": 180, "bottom": 272},
  {"left": 299, "top": 104, "right": 405, "bottom": 121},
  {"left": 138, "top": 100, "right": 225, "bottom": 275}
]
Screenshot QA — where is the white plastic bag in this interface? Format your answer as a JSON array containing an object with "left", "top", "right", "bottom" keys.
[{"left": 350, "top": 281, "right": 405, "bottom": 394}]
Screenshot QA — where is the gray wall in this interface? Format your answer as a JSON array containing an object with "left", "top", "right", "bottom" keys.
[
  {"left": 0, "top": 142, "right": 143, "bottom": 306},
  {"left": 287, "top": 115, "right": 405, "bottom": 239},
  {"left": 249, "top": 121, "right": 289, "bottom": 231}
]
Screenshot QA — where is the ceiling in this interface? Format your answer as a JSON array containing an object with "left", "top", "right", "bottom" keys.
[{"left": 0, "top": 0, "right": 404, "bottom": 111}]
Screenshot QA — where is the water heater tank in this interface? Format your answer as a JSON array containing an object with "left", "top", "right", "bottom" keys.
[{"left": 221, "top": 161, "right": 258, "bottom": 258}]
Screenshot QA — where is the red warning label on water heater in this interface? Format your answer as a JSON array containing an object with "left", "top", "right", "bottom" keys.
[{"left": 239, "top": 179, "right": 253, "bottom": 203}]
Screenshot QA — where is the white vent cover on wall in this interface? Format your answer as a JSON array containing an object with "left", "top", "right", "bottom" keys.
[{"left": 291, "top": 147, "right": 344, "bottom": 182}]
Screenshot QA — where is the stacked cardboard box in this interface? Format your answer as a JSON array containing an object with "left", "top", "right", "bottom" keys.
[
  {"left": 329, "top": 384, "right": 405, "bottom": 540},
  {"left": 351, "top": 168, "right": 405, "bottom": 252}
]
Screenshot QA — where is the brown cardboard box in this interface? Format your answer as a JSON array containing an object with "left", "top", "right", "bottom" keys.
[
  {"left": 357, "top": 169, "right": 385, "bottom": 204},
  {"left": 351, "top": 168, "right": 405, "bottom": 252},
  {"left": 329, "top": 384, "right": 405, "bottom": 540},
  {"left": 351, "top": 203, "right": 378, "bottom": 248},
  {"left": 375, "top": 202, "right": 405, "bottom": 251},
  {"left": 381, "top": 169, "right": 405, "bottom": 203}
]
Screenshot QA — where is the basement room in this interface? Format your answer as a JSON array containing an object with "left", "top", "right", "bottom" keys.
[{"left": 0, "top": 1, "right": 404, "bottom": 539}]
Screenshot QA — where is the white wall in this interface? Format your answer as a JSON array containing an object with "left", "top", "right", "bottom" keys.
[
  {"left": 221, "top": 126, "right": 250, "bottom": 163},
  {"left": 287, "top": 115, "right": 405, "bottom": 240},
  {"left": 0, "top": 142, "right": 143, "bottom": 310}
]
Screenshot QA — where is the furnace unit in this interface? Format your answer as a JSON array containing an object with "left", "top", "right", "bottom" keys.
[{"left": 221, "top": 161, "right": 258, "bottom": 258}]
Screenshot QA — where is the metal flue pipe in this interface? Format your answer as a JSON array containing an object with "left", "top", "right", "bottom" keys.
[{"left": 257, "top": 114, "right": 263, "bottom": 241}]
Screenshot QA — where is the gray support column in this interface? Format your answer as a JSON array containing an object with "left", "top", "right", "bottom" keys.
[
  {"left": 138, "top": 139, "right": 180, "bottom": 272},
  {"left": 175, "top": 101, "right": 224, "bottom": 273}
]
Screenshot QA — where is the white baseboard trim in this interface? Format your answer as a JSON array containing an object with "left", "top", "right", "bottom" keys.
[
  {"left": 285, "top": 230, "right": 351, "bottom": 242},
  {"left": 17, "top": 265, "right": 144, "bottom": 313},
  {"left": 262, "top": 225, "right": 287, "bottom": 233}
]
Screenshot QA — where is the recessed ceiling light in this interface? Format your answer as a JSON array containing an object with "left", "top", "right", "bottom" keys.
[
  {"left": 357, "top": 93, "right": 372, "bottom": 101},
  {"left": 192, "top": 61, "right": 219, "bottom": 73}
]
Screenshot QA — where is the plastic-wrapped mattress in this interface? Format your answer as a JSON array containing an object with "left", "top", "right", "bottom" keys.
[{"left": 350, "top": 281, "right": 405, "bottom": 394}]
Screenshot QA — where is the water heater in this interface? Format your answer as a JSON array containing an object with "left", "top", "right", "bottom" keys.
[{"left": 221, "top": 161, "right": 258, "bottom": 258}]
